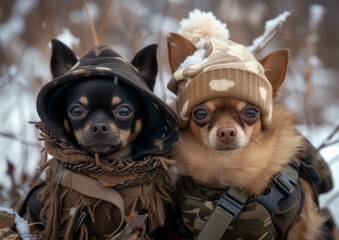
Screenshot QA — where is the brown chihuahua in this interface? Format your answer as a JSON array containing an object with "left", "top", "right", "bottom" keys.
[{"left": 167, "top": 33, "right": 326, "bottom": 240}]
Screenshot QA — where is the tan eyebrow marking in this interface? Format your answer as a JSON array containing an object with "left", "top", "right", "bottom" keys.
[
  {"left": 79, "top": 96, "right": 89, "bottom": 106},
  {"left": 234, "top": 100, "right": 247, "bottom": 112},
  {"left": 63, "top": 119, "right": 72, "bottom": 134},
  {"left": 112, "top": 96, "right": 122, "bottom": 106}
]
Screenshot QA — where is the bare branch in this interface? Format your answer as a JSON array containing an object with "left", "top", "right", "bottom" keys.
[
  {"left": 248, "top": 11, "right": 293, "bottom": 56},
  {"left": 156, "top": 0, "right": 170, "bottom": 102},
  {"left": 317, "top": 124, "right": 339, "bottom": 151},
  {"left": 323, "top": 190, "right": 339, "bottom": 206},
  {"left": 98, "top": 0, "right": 113, "bottom": 43},
  {"left": 83, "top": 0, "right": 99, "bottom": 46},
  {"left": 0, "top": 131, "right": 41, "bottom": 148}
]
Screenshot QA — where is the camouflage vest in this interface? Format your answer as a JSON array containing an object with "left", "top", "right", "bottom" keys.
[
  {"left": 176, "top": 168, "right": 303, "bottom": 240},
  {"left": 176, "top": 143, "right": 333, "bottom": 240}
]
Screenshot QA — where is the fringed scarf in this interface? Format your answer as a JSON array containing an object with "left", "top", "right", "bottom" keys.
[{"left": 33, "top": 122, "right": 175, "bottom": 240}]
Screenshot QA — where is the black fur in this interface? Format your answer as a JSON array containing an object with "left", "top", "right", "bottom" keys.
[
  {"left": 63, "top": 78, "right": 143, "bottom": 157},
  {"left": 49, "top": 40, "right": 160, "bottom": 157}
]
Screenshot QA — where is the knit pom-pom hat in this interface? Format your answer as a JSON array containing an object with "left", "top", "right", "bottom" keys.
[
  {"left": 167, "top": 10, "right": 272, "bottom": 128},
  {"left": 178, "top": 9, "right": 230, "bottom": 47}
]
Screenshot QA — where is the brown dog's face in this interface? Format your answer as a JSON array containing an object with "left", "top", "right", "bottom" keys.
[{"left": 187, "top": 98, "right": 262, "bottom": 151}]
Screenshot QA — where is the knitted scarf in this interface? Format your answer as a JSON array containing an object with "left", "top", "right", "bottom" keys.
[{"left": 33, "top": 122, "right": 175, "bottom": 240}]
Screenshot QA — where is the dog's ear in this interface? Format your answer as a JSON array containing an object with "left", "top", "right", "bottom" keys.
[
  {"left": 259, "top": 49, "right": 289, "bottom": 97},
  {"left": 167, "top": 32, "right": 197, "bottom": 73},
  {"left": 131, "top": 44, "right": 158, "bottom": 91},
  {"left": 50, "top": 39, "right": 77, "bottom": 79}
]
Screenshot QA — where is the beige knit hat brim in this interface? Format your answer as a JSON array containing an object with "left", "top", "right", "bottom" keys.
[{"left": 175, "top": 68, "right": 273, "bottom": 128}]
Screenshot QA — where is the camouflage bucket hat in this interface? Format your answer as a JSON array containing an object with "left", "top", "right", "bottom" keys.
[{"left": 37, "top": 42, "right": 178, "bottom": 160}]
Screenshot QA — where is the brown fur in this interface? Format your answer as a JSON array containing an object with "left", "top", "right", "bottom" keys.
[
  {"left": 172, "top": 101, "right": 302, "bottom": 195},
  {"left": 171, "top": 100, "right": 325, "bottom": 239},
  {"left": 168, "top": 35, "right": 326, "bottom": 239}
]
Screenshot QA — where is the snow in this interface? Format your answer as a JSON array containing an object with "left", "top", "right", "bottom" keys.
[
  {"left": 178, "top": 49, "right": 208, "bottom": 70},
  {"left": 69, "top": 1, "right": 99, "bottom": 24},
  {"left": 309, "top": 4, "right": 326, "bottom": 29},
  {"left": 0, "top": 15, "right": 25, "bottom": 46},
  {"left": 0, "top": 203, "right": 35, "bottom": 240},
  {"left": 55, "top": 28, "right": 80, "bottom": 50},
  {"left": 0, "top": 0, "right": 37, "bottom": 46},
  {"left": 148, "top": 13, "right": 179, "bottom": 37},
  {"left": 247, "top": 11, "right": 291, "bottom": 53},
  {"left": 69, "top": 207, "right": 76, "bottom": 216}
]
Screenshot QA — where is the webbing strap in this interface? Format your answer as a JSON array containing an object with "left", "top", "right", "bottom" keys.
[
  {"left": 119, "top": 183, "right": 153, "bottom": 197},
  {"left": 53, "top": 162, "right": 125, "bottom": 240},
  {"left": 197, "top": 187, "right": 248, "bottom": 240},
  {"left": 197, "top": 206, "right": 233, "bottom": 240}
]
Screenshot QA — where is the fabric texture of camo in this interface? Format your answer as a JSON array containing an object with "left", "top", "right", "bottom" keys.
[
  {"left": 176, "top": 174, "right": 304, "bottom": 240},
  {"left": 298, "top": 138, "right": 333, "bottom": 195},
  {"left": 175, "top": 137, "right": 334, "bottom": 240}
]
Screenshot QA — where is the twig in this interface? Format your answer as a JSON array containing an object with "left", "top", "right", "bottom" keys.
[
  {"left": 252, "top": 28, "right": 280, "bottom": 56},
  {"left": 249, "top": 11, "right": 292, "bottom": 56},
  {"left": 82, "top": 0, "right": 99, "bottom": 46},
  {"left": 303, "top": 6, "right": 326, "bottom": 130},
  {"left": 0, "top": 10, "right": 38, "bottom": 90},
  {"left": 328, "top": 153, "right": 339, "bottom": 166},
  {"left": 156, "top": 0, "right": 170, "bottom": 101},
  {"left": 323, "top": 190, "right": 339, "bottom": 206},
  {"left": 98, "top": 0, "right": 113, "bottom": 43},
  {"left": 317, "top": 124, "right": 339, "bottom": 151},
  {"left": 0, "top": 131, "right": 41, "bottom": 147}
]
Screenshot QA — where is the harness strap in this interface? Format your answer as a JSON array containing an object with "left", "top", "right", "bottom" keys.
[
  {"left": 119, "top": 183, "right": 154, "bottom": 197},
  {"left": 52, "top": 161, "right": 125, "bottom": 240},
  {"left": 196, "top": 165, "right": 300, "bottom": 240},
  {"left": 197, "top": 187, "right": 248, "bottom": 240}
]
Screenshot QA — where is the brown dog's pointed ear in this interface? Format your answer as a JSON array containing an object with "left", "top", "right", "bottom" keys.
[
  {"left": 259, "top": 49, "right": 290, "bottom": 97},
  {"left": 167, "top": 32, "right": 197, "bottom": 73},
  {"left": 50, "top": 39, "right": 78, "bottom": 79}
]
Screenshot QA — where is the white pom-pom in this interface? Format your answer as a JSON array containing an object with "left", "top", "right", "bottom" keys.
[{"left": 178, "top": 9, "right": 230, "bottom": 47}]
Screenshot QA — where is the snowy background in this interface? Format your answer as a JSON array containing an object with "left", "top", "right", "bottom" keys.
[{"left": 0, "top": 0, "right": 338, "bottom": 227}]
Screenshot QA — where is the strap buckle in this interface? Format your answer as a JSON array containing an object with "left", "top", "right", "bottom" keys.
[
  {"left": 216, "top": 188, "right": 247, "bottom": 220},
  {"left": 258, "top": 170, "right": 297, "bottom": 216},
  {"left": 74, "top": 210, "right": 88, "bottom": 232},
  {"left": 273, "top": 171, "right": 296, "bottom": 195}
]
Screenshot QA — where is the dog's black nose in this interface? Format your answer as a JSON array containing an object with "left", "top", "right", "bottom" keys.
[
  {"left": 90, "top": 122, "right": 110, "bottom": 138},
  {"left": 217, "top": 127, "right": 237, "bottom": 144}
]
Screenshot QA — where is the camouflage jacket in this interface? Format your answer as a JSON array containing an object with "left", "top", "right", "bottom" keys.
[{"left": 175, "top": 140, "right": 333, "bottom": 240}]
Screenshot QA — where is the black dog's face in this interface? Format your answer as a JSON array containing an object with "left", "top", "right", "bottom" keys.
[{"left": 63, "top": 78, "right": 142, "bottom": 158}]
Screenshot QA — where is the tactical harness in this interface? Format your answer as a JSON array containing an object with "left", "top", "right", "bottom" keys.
[
  {"left": 49, "top": 159, "right": 170, "bottom": 239},
  {"left": 175, "top": 157, "right": 322, "bottom": 240}
]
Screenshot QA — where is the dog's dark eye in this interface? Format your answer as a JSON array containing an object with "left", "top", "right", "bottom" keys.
[
  {"left": 117, "top": 106, "right": 132, "bottom": 117},
  {"left": 194, "top": 109, "right": 207, "bottom": 120},
  {"left": 244, "top": 109, "right": 258, "bottom": 118},
  {"left": 70, "top": 106, "right": 84, "bottom": 117}
]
